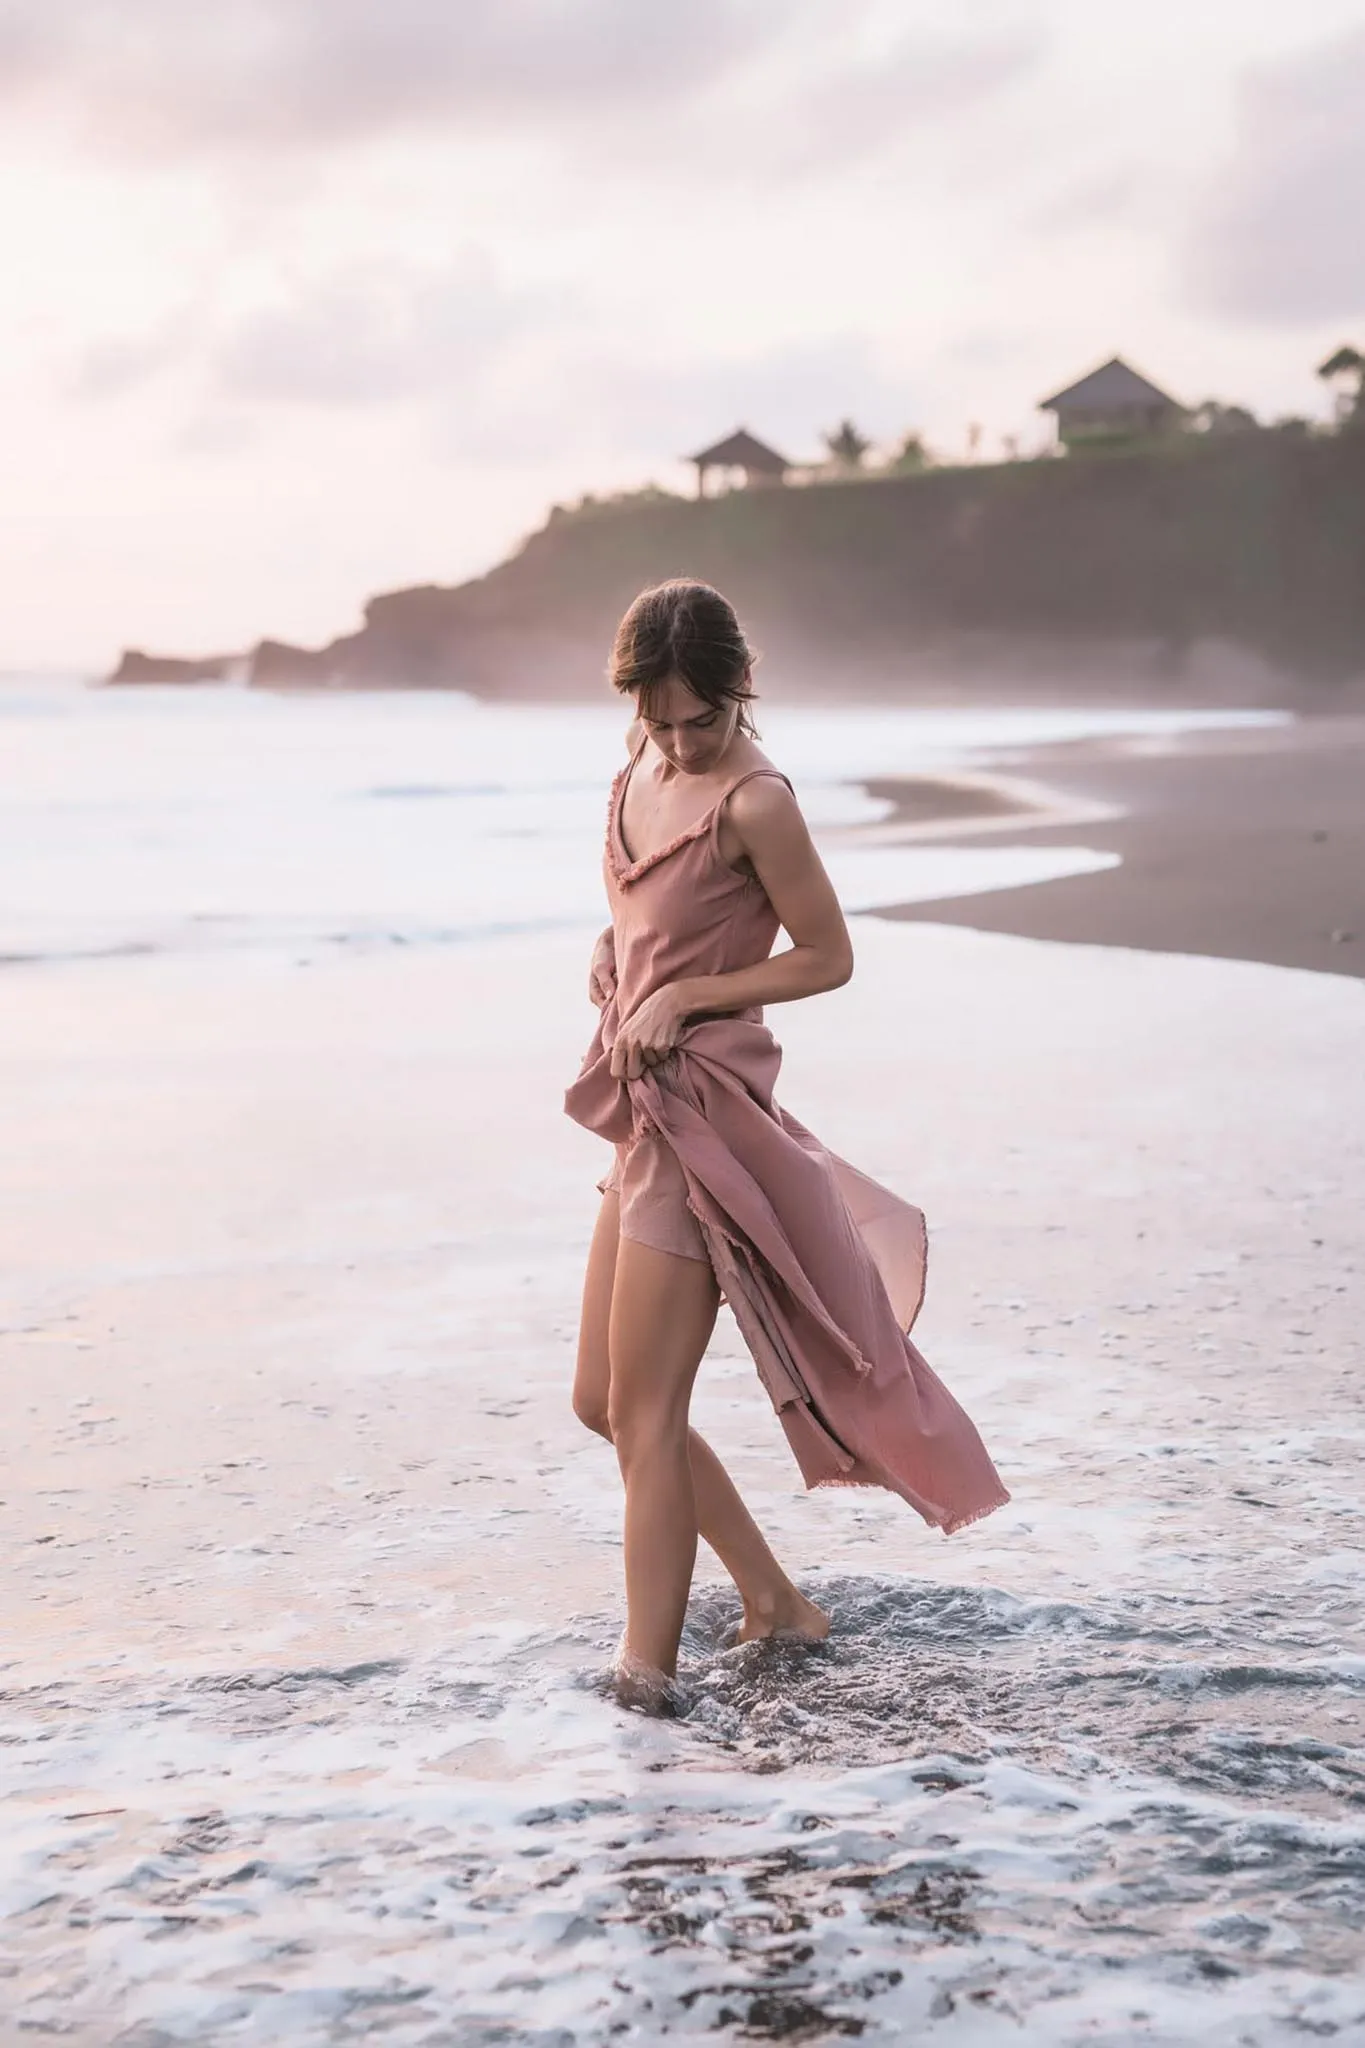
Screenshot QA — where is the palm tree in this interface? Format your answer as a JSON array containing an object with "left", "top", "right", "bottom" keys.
[
  {"left": 822, "top": 418, "right": 872, "bottom": 469},
  {"left": 1317, "top": 345, "right": 1365, "bottom": 426}
]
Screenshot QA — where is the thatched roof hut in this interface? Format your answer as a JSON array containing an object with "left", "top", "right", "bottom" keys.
[{"left": 687, "top": 427, "right": 792, "bottom": 497}]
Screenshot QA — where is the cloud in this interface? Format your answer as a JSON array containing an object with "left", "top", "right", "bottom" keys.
[
  {"left": 174, "top": 411, "right": 261, "bottom": 458},
  {"left": 69, "top": 330, "right": 186, "bottom": 400},
  {"left": 1031, "top": 168, "right": 1144, "bottom": 236},
  {"left": 62, "top": 249, "right": 552, "bottom": 442},
  {"left": 165, "top": 247, "right": 913, "bottom": 462},
  {"left": 213, "top": 253, "right": 548, "bottom": 408},
  {"left": 1182, "top": 26, "right": 1365, "bottom": 326},
  {"left": 601, "top": 337, "right": 914, "bottom": 459},
  {"left": 64, "top": 242, "right": 911, "bottom": 476},
  {"left": 426, "top": 331, "right": 918, "bottom": 470},
  {"left": 754, "top": 24, "right": 1045, "bottom": 178},
  {"left": 0, "top": 0, "right": 1046, "bottom": 177},
  {"left": 941, "top": 328, "right": 1036, "bottom": 370},
  {"left": 0, "top": 0, "right": 826, "bottom": 156}
]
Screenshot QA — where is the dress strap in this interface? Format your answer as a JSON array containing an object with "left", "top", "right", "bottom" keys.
[
  {"left": 710, "top": 766, "right": 795, "bottom": 860},
  {"left": 723, "top": 766, "right": 795, "bottom": 801}
]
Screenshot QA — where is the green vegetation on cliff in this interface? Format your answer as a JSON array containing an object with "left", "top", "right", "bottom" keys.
[{"left": 141, "top": 431, "right": 1365, "bottom": 702}]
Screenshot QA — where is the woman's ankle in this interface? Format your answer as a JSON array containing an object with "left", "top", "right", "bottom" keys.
[
  {"left": 614, "top": 1636, "right": 683, "bottom": 1715},
  {"left": 737, "top": 1581, "right": 831, "bottom": 1643},
  {"left": 740, "top": 1577, "right": 796, "bottom": 1623}
]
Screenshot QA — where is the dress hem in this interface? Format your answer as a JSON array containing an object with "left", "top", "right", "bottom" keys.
[{"left": 807, "top": 1471, "right": 1012, "bottom": 1536}]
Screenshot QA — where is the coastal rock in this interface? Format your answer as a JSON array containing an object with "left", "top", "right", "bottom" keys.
[
  {"left": 109, "top": 648, "right": 240, "bottom": 685},
  {"left": 112, "top": 432, "right": 1365, "bottom": 705},
  {"left": 250, "top": 637, "right": 334, "bottom": 688}
]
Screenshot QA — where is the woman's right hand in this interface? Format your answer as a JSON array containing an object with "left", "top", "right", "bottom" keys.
[{"left": 588, "top": 927, "right": 617, "bottom": 1009}]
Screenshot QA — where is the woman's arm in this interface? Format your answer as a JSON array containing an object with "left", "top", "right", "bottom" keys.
[
  {"left": 681, "top": 776, "right": 852, "bottom": 1011},
  {"left": 610, "top": 779, "right": 852, "bottom": 1079}
]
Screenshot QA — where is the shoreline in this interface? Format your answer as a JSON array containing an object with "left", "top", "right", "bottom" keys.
[
  {"left": 4, "top": 920, "right": 1361, "bottom": 2030},
  {"left": 853, "top": 712, "right": 1365, "bottom": 981}
]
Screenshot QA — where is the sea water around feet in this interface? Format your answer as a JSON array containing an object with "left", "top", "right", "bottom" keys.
[{"left": 2, "top": 681, "right": 1359, "bottom": 2043}]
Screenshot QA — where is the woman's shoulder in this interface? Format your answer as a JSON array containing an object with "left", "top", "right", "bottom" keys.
[
  {"left": 726, "top": 744, "right": 795, "bottom": 798},
  {"left": 722, "top": 752, "right": 800, "bottom": 833}
]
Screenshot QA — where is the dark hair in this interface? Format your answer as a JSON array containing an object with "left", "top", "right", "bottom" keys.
[{"left": 609, "top": 579, "right": 758, "bottom": 735}]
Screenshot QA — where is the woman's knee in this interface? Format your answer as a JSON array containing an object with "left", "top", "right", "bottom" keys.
[
  {"left": 572, "top": 1383, "right": 613, "bottom": 1441},
  {"left": 606, "top": 1381, "right": 687, "bottom": 1465}
]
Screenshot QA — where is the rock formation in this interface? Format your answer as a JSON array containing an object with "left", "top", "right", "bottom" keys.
[{"left": 108, "top": 432, "right": 1365, "bottom": 705}]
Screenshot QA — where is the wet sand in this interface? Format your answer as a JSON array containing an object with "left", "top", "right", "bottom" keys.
[
  {"left": 4, "top": 923, "right": 1360, "bottom": 1665},
  {"left": 868, "top": 713, "right": 1365, "bottom": 979},
  {"left": 4, "top": 674, "right": 1365, "bottom": 2038},
  {"left": 3, "top": 923, "right": 1363, "bottom": 2039}
]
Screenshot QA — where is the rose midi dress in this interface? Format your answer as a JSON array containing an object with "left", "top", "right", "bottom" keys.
[{"left": 564, "top": 738, "right": 1010, "bottom": 1535}]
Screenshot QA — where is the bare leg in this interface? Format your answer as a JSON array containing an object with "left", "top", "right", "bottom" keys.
[
  {"left": 606, "top": 1234, "right": 714, "bottom": 1678},
  {"left": 573, "top": 1196, "right": 828, "bottom": 1658}
]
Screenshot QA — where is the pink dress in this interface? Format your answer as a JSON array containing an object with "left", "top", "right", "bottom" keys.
[{"left": 564, "top": 738, "right": 1010, "bottom": 1535}]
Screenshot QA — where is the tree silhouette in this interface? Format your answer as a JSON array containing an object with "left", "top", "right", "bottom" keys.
[
  {"left": 888, "top": 430, "right": 931, "bottom": 472},
  {"left": 1189, "top": 399, "right": 1260, "bottom": 435},
  {"left": 822, "top": 418, "right": 872, "bottom": 468},
  {"left": 1317, "top": 344, "right": 1365, "bottom": 426}
]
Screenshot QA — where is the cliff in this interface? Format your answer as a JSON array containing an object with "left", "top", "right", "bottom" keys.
[
  {"left": 110, "top": 648, "right": 241, "bottom": 685},
  {"left": 114, "top": 431, "right": 1365, "bottom": 705}
]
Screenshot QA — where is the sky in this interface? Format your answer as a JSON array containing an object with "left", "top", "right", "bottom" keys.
[{"left": 2, "top": 0, "right": 1363, "bottom": 671}]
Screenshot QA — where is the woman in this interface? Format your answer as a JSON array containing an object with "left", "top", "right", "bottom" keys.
[{"left": 565, "top": 580, "right": 1008, "bottom": 1705}]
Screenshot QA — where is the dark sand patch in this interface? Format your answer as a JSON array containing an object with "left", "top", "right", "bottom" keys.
[
  {"left": 866, "top": 714, "right": 1365, "bottom": 980},
  {"left": 856, "top": 774, "right": 1043, "bottom": 830}
]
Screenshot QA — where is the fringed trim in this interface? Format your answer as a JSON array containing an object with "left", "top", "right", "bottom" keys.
[
  {"left": 605, "top": 748, "right": 770, "bottom": 888},
  {"left": 608, "top": 807, "right": 719, "bottom": 887},
  {"left": 807, "top": 1473, "right": 894, "bottom": 1494},
  {"left": 939, "top": 1490, "right": 1012, "bottom": 1536},
  {"left": 807, "top": 1471, "right": 1012, "bottom": 1538},
  {"left": 902, "top": 1223, "right": 929, "bottom": 1337}
]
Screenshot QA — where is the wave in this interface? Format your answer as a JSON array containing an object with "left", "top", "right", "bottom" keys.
[{"left": 4, "top": 1574, "right": 1362, "bottom": 2043}]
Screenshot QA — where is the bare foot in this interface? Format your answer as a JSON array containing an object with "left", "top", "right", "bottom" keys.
[{"left": 736, "top": 1585, "right": 830, "bottom": 1645}]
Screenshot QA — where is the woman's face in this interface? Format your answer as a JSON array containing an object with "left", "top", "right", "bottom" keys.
[{"left": 637, "top": 674, "right": 741, "bottom": 775}]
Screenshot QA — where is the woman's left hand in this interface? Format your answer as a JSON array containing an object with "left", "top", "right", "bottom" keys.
[{"left": 610, "top": 985, "right": 690, "bottom": 1081}]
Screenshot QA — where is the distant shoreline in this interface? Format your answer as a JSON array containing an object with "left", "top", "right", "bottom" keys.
[{"left": 863, "top": 714, "right": 1365, "bottom": 980}]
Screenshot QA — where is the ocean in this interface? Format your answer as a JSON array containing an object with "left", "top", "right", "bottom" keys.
[
  {"left": 0, "top": 678, "right": 1283, "bottom": 967},
  {"left": 2, "top": 680, "right": 1361, "bottom": 2045}
]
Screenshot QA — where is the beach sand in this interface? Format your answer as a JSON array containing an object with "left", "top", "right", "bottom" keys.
[
  {"left": 871, "top": 712, "right": 1365, "bottom": 979},
  {"left": 3, "top": 928, "right": 1359, "bottom": 1604},
  {"left": 5, "top": 919, "right": 1357, "bottom": 1674},
  {"left": 3, "top": 773, "right": 1364, "bottom": 2035}
]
